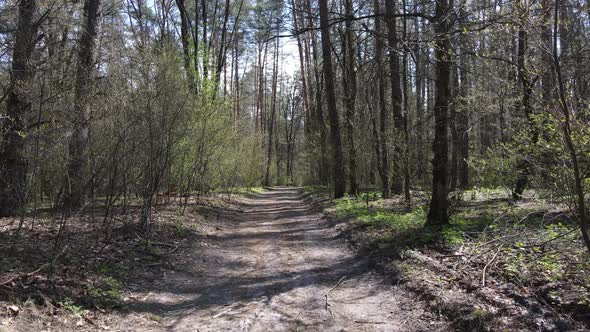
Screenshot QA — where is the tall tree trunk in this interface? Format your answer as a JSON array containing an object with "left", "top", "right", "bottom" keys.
[
  {"left": 175, "top": 0, "right": 195, "bottom": 91},
  {"left": 384, "top": 0, "right": 404, "bottom": 195},
  {"left": 65, "top": 0, "right": 101, "bottom": 211},
  {"left": 306, "top": 0, "right": 329, "bottom": 184},
  {"left": 0, "top": 0, "right": 39, "bottom": 217},
  {"left": 374, "top": 0, "right": 391, "bottom": 198},
  {"left": 426, "top": 0, "right": 452, "bottom": 226},
  {"left": 319, "top": 0, "right": 345, "bottom": 198},
  {"left": 513, "top": 0, "right": 538, "bottom": 200},
  {"left": 449, "top": 61, "right": 460, "bottom": 192},
  {"left": 292, "top": 0, "right": 311, "bottom": 138},
  {"left": 401, "top": 0, "right": 411, "bottom": 202},
  {"left": 201, "top": 0, "right": 208, "bottom": 80},
  {"left": 343, "top": 0, "right": 358, "bottom": 195},
  {"left": 265, "top": 31, "right": 280, "bottom": 186},
  {"left": 456, "top": 58, "right": 469, "bottom": 189},
  {"left": 214, "top": 0, "right": 231, "bottom": 91},
  {"left": 414, "top": 14, "right": 426, "bottom": 183}
]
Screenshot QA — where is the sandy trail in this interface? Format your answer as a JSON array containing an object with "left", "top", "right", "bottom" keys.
[{"left": 126, "top": 187, "right": 447, "bottom": 331}]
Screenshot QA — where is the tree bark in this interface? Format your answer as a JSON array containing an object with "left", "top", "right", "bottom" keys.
[
  {"left": 0, "top": 0, "right": 39, "bottom": 217},
  {"left": 343, "top": 0, "right": 358, "bottom": 196},
  {"left": 513, "top": 0, "right": 538, "bottom": 200},
  {"left": 426, "top": 0, "right": 452, "bottom": 226},
  {"left": 319, "top": 0, "right": 346, "bottom": 198},
  {"left": 384, "top": 0, "right": 404, "bottom": 195},
  {"left": 175, "top": 0, "right": 195, "bottom": 91},
  {"left": 374, "top": 0, "right": 391, "bottom": 199},
  {"left": 64, "top": 0, "right": 101, "bottom": 212}
]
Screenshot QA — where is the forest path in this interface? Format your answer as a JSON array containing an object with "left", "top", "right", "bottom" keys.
[{"left": 126, "top": 187, "right": 446, "bottom": 331}]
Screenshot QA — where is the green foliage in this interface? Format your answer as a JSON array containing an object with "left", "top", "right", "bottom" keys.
[
  {"left": 173, "top": 221, "right": 191, "bottom": 236},
  {"left": 148, "top": 314, "right": 163, "bottom": 322},
  {"left": 87, "top": 276, "right": 124, "bottom": 309},
  {"left": 221, "top": 186, "right": 265, "bottom": 195},
  {"left": 59, "top": 298, "right": 88, "bottom": 316},
  {"left": 468, "top": 143, "right": 519, "bottom": 196}
]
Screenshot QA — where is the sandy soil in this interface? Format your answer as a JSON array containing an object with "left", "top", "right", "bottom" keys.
[{"left": 110, "top": 187, "right": 448, "bottom": 331}]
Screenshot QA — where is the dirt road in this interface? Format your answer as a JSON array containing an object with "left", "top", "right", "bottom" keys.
[{"left": 125, "top": 187, "right": 448, "bottom": 331}]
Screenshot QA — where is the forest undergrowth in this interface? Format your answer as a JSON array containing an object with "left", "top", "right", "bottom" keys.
[
  {"left": 0, "top": 193, "right": 245, "bottom": 330},
  {"left": 306, "top": 186, "right": 590, "bottom": 331}
]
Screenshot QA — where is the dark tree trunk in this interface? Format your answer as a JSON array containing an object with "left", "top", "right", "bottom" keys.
[
  {"left": 343, "top": 0, "right": 358, "bottom": 196},
  {"left": 414, "top": 16, "right": 426, "bottom": 182},
  {"left": 0, "top": 0, "right": 38, "bottom": 217},
  {"left": 305, "top": 0, "right": 329, "bottom": 185},
  {"left": 319, "top": 0, "right": 345, "bottom": 198},
  {"left": 175, "top": 0, "right": 195, "bottom": 91},
  {"left": 65, "top": 0, "right": 101, "bottom": 212},
  {"left": 426, "top": 0, "right": 452, "bottom": 226},
  {"left": 385, "top": 0, "right": 404, "bottom": 195},
  {"left": 449, "top": 61, "right": 460, "bottom": 192},
  {"left": 513, "top": 3, "right": 538, "bottom": 200},
  {"left": 374, "top": 0, "right": 391, "bottom": 199},
  {"left": 214, "top": 0, "right": 231, "bottom": 91}
]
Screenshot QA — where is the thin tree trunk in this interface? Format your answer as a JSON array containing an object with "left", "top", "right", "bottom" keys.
[
  {"left": 265, "top": 31, "right": 280, "bottom": 186},
  {"left": 343, "top": 0, "right": 358, "bottom": 195},
  {"left": 513, "top": 1, "right": 538, "bottom": 200}
]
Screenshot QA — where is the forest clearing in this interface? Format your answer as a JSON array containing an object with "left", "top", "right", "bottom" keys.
[{"left": 1, "top": 0, "right": 590, "bottom": 330}]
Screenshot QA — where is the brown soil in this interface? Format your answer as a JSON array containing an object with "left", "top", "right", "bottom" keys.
[
  {"left": 109, "top": 187, "right": 448, "bottom": 331},
  {"left": 2, "top": 187, "right": 452, "bottom": 331}
]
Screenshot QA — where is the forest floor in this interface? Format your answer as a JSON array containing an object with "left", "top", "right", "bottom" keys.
[
  {"left": 0, "top": 187, "right": 588, "bottom": 331},
  {"left": 313, "top": 187, "right": 590, "bottom": 332},
  {"left": 1, "top": 187, "right": 448, "bottom": 331}
]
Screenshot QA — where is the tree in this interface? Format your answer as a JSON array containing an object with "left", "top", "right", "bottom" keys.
[
  {"left": 384, "top": 0, "right": 404, "bottom": 195},
  {"left": 426, "top": 0, "right": 452, "bottom": 226},
  {"left": 64, "top": 0, "right": 101, "bottom": 211},
  {"left": 373, "top": 0, "right": 391, "bottom": 199},
  {"left": 0, "top": 0, "right": 40, "bottom": 217},
  {"left": 319, "top": 0, "right": 346, "bottom": 198},
  {"left": 342, "top": 0, "right": 358, "bottom": 195}
]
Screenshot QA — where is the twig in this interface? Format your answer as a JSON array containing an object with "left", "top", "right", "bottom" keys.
[
  {"left": 325, "top": 274, "right": 348, "bottom": 310},
  {"left": 294, "top": 274, "right": 349, "bottom": 323},
  {"left": 354, "top": 320, "right": 385, "bottom": 324},
  {"left": 481, "top": 243, "right": 504, "bottom": 287},
  {"left": 524, "top": 226, "right": 580, "bottom": 248},
  {"left": 150, "top": 241, "right": 177, "bottom": 247},
  {"left": 167, "top": 243, "right": 182, "bottom": 254}
]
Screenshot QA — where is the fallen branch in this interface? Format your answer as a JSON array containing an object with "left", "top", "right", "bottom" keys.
[
  {"left": 481, "top": 243, "right": 504, "bottom": 287},
  {"left": 354, "top": 320, "right": 385, "bottom": 324},
  {"left": 294, "top": 273, "right": 349, "bottom": 322},
  {"left": 325, "top": 274, "right": 348, "bottom": 310}
]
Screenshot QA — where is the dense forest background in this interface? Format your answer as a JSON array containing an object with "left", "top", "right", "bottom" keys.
[{"left": 1, "top": 0, "right": 589, "bottom": 243}]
